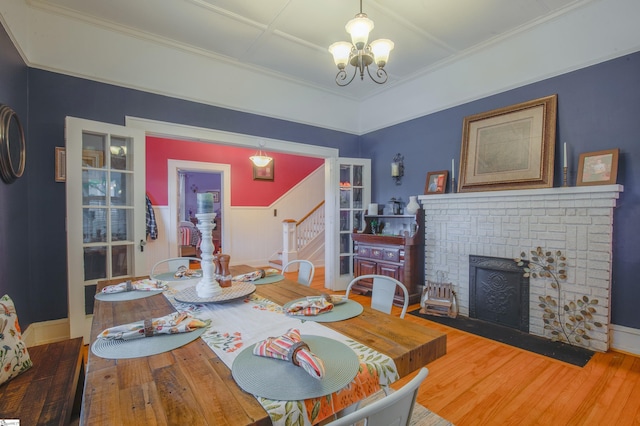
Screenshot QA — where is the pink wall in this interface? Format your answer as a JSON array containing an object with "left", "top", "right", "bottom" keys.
[{"left": 145, "top": 136, "right": 324, "bottom": 206}]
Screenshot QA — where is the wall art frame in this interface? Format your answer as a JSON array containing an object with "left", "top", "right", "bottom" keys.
[
  {"left": 206, "top": 190, "right": 220, "bottom": 203},
  {"left": 253, "top": 159, "right": 274, "bottom": 181},
  {"left": 576, "top": 148, "right": 619, "bottom": 186},
  {"left": 55, "top": 146, "right": 66, "bottom": 182},
  {"left": 424, "top": 170, "right": 448, "bottom": 194},
  {"left": 0, "top": 104, "right": 26, "bottom": 184},
  {"left": 458, "top": 94, "right": 557, "bottom": 193}
]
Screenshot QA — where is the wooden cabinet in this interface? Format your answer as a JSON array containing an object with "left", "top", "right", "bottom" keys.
[{"left": 351, "top": 210, "right": 424, "bottom": 306}]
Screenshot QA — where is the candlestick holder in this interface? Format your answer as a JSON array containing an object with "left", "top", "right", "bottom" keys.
[
  {"left": 195, "top": 213, "right": 222, "bottom": 298},
  {"left": 563, "top": 166, "right": 568, "bottom": 187},
  {"left": 451, "top": 177, "right": 456, "bottom": 193}
]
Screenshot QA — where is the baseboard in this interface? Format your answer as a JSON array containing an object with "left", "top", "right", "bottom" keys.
[
  {"left": 611, "top": 324, "right": 640, "bottom": 356},
  {"left": 22, "top": 318, "right": 71, "bottom": 347}
]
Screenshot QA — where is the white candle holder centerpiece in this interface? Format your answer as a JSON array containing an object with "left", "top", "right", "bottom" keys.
[
  {"left": 195, "top": 213, "right": 221, "bottom": 297},
  {"left": 195, "top": 193, "right": 221, "bottom": 298}
]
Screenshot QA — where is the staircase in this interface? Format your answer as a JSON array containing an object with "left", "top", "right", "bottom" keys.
[{"left": 269, "top": 201, "right": 325, "bottom": 269}]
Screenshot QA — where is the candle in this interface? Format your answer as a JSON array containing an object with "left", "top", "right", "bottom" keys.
[
  {"left": 391, "top": 162, "right": 399, "bottom": 177},
  {"left": 197, "top": 193, "right": 214, "bottom": 214},
  {"left": 563, "top": 142, "right": 568, "bottom": 168},
  {"left": 368, "top": 203, "right": 378, "bottom": 215},
  {"left": 451, "top": 158, "right": 455, "bottom": 180}
]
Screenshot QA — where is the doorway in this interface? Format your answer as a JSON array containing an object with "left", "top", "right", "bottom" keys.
[
  {"left": 168, "top": 160, "right": 231, "bottom": 260},
  {"left": 126, "top": 117, "right": 341, "bottom": 289},
  {"left": 178, "top": 170, "right": 223, "bottom": 256}
]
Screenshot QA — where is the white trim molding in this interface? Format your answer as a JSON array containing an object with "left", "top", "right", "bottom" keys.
[{"left": 610, "top": 324, "right": 640, "bottom": 356}]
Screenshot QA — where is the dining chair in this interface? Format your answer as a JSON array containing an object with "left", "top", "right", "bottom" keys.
[
  {"left": 282, "top": 259, "right": 315, "bottom": 286},
  {"left": 327, "top": 367, "right": 429, "bottom": 426},
  {"left": 346, "top": 274, "right": 409, "bottom": 318},
  {"left": 150, "top": 257, "right": 202, "bottom": 279}
]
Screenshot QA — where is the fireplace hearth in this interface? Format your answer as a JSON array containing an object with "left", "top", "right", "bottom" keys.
[{"left": 469, "top": 255, "right": 529, "bottom": 333}]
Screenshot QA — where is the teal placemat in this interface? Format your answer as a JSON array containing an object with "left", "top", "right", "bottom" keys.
[
  {"left": 252, "top": 274, "right": 285, "bottom": 285},
  {"left": 231, "top": 335, "right": 359, "bottom": 400},
  {"left": 283, "top": 298, "right": 363, "bottom": 323},
  {"left": 153, "top": 270, "right": 202, "bottom": 282},
  {"left": 91, "top": 325, "right": 208, "bottom": 359}
]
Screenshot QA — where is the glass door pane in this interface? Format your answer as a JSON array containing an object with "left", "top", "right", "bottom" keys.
[
  {"left": 337, "top": 160, "right": 369, "bottom": 280},
  {"left": 81, "top": 132, "right": 135, "bottom": 282}
]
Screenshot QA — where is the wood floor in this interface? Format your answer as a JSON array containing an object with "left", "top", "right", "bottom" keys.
[{"left": 304, "top": 267, "right": 640, "bottom": 426}]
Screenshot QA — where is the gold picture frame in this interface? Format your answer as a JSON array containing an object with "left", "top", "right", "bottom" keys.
[
  {"left": 577, "top": 148, "right": 619, "bottom": 186},
  {"left": 458, "top": 94, "right": 557, "bottom": 193},
  {"left": 55, "top": 147, "right": 66, "bottom": 182},
  {"left": 253, "top": 159, "right": 274, "bottom": 181},
  {"left": 424, "top": 170, "right": 448, "bottom": 194}
]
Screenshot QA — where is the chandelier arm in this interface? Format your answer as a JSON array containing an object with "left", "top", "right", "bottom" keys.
[
  {"left": 366, "top": 66, "right": 389, "bottom": 84},
  {"left": 335, "top": 68, "right": 357, "bottom": 87}
]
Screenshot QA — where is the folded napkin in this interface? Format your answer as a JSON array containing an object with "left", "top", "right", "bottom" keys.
[
  {"left": 98, "top": 312, "right": 207, "bottom": 341},
  {"left": 101, "top": 279, "right": 167, "bottom": 294},
  {"left": 253, "top": 328, "right": 325, "bottom": 379},
  {"left": 233, "top": 268, "right": 280, "bottom": 282},
  {"left": 174, "top": 265, "right": 202, "bottom": 278},
  {"left": 286, "top": 297, "right": 333, "bottom": 316}
]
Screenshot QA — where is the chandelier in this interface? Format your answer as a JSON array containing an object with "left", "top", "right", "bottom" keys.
[
  {"left": 328, "top": 0, "right": 394, "bottom": 86},
  {"left": 249, "top": 141, "right": 273, "bottom": 167}
]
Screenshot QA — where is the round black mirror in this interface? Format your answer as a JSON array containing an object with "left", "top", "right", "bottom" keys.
[{"left": 0, "top": 104, "right": 26, "bottom": 184}]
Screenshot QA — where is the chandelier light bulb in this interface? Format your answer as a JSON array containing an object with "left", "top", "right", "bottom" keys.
[
  {"left": 370, "top": 39, "right": 394, "bottom": 67},
  {"left": 250, "top": 152, "right": 272, "bottom": 167},
  {"left": 345, "top": 14, "right": 374, "bottom": 50},
  {"left": 329, "top": 42, "right": 352, "bottom": 69}
]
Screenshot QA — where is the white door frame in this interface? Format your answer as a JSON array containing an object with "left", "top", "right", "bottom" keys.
[
  {"left": 125, "top": 117, "right": 342, "bottom": 289},
  {"left": 167, "top": 160, "right": 231, "bottom": 258}
]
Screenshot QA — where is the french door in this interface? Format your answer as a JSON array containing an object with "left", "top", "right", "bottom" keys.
[
  {"left": 331, "top": 158, "right": 370, "bottom": 290},
  {"left": 65, "top": 117, "right": 146, "bottom": 341}
]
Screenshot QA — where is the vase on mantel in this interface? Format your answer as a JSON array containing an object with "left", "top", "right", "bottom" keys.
[{"left": 406, "top": 196, "right": 420, "bottom": 215}]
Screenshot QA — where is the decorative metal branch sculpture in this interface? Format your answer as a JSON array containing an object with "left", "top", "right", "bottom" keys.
[{"left": 514, "top": 247, "right": 603, "bottom": 346}]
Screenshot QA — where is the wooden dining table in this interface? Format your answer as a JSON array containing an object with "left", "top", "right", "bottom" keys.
[{"left": 81, "top": 265, "right": 446, "bottom": 425}]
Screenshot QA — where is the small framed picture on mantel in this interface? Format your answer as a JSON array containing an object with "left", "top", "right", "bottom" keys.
[
  {"left": 425, "top": 170, "right": 448, "bottom": 194},
  {"left": 576, "top": 148, "right": 619, "bottom": 186}
]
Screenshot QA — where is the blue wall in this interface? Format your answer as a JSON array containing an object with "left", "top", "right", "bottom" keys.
[
  {"left": 0, "top": 24, "right": 30, "bottom": 325},
  {"left": 1, "top": 21, "right": 639, "bottom": 330},
  {"left": 23, "top": 70, "right": 359, "bottom": 327},
  {"left": 364, "top": 53, "right": 640, "bottom": 329}
]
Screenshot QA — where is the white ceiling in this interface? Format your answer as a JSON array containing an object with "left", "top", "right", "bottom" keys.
[
  {"left": 31, "top": 0, "right": 586, "bottom": 97},
  {"left": 3, "top": 0, "right": 640, "bottom": 133}
]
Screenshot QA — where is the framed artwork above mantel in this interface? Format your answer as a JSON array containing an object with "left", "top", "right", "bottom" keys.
[{"left": 458, "top": 94, "right": 557, "bottom": 193}]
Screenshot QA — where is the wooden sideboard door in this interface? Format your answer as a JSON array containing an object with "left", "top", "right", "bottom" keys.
[{"left": 377, "top": 262, "right": 402, "bottom": 281}]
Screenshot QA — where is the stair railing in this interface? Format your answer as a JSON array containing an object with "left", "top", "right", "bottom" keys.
[
  {"left": 279, "top": 201, "right": 325, "bottom": 267},
  {"left": 295, "top": 201, "right": 325, "bottom": 250}
]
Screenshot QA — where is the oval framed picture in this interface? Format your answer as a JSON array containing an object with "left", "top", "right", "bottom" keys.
[{"left": 0, "top": 104, "right": 26, "bottom": 184}]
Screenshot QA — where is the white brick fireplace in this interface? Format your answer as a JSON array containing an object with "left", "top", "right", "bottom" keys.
[{"left": 418, "top": 185, "right": 623, "bottom": 352}]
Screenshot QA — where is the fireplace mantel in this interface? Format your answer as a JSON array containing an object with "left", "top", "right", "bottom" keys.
[
  {"left": 418, "top": 184, "right": 623, "bottom": 202},
  {"left": 417, "top": 184, "right": 623, "bottom": 351}
]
